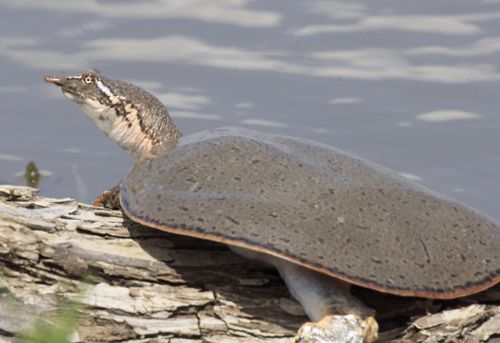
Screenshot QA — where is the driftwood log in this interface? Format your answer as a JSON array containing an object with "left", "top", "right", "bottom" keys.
[{"left": 0, "top": 184, "right": 499, "bottom": 343}]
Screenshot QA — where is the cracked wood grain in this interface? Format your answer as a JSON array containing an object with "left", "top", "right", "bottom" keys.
[{"left": 0, "top": 185, "right": 499, "bottom": 342}]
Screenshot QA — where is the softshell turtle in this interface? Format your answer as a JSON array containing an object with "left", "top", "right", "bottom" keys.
[{"left": 44, "top": 70, "right": 500, "bottom": 343}]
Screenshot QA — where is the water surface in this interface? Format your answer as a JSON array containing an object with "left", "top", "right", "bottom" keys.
[{"left": 0, "top": 0, "right": 498, "bottom": 219}]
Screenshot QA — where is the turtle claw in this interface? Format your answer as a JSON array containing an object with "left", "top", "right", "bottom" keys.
[
  {"left": 295, "top": 315, "right": 378, "bottom": 343},
  {"left": 93, "top": 185, "right": 121, "bottom": 210}
]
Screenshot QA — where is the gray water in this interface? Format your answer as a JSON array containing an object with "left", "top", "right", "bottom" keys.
[{"left": 0, "top": 0, "right": 499, "bottom": 220}]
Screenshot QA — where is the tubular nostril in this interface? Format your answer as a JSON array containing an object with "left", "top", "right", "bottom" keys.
[{"left": 44, "top": 76, "right": 63, "bottom": 86}]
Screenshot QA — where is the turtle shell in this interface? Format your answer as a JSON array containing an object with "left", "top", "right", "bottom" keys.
[{"left": 121, "top": 127, "right": 500, "bottom": 299}]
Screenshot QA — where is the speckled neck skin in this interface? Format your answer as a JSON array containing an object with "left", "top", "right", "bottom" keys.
[{"left": 44, "top": 70, "right": 182, "bottom": 160}]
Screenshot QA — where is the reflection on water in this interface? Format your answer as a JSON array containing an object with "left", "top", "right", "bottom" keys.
[
  {"left": 416, "top": 110, "right": 482, "bottom": 123},
  {"left": 0, "top": 0, "right": 282, "bottom": 27},
  {"left": 0, "top": 0, "right": 498, "bottom": 219}
]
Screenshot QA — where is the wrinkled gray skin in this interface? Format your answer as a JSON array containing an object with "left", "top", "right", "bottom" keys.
[{"left": 45, "top": 70, "right": 500, "bottom": 343}]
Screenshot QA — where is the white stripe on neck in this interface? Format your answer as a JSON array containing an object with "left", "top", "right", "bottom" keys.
[{"left": 95, "top": 79, "right": 121, "bottom": 105}]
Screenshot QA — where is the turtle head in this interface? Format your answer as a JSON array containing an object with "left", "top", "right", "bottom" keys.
[
  {"left": 44, "top": 69, "right": 105, "bottom": 105},
  {"left": 44, "top": 69, "right": 182, "bottom": 159}
]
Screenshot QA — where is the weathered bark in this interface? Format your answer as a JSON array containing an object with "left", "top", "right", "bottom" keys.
[{"left": 0, "top": 185, "right": 498, "bottom": 343}]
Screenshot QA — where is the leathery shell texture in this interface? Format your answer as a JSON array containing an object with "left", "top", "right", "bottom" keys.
[{"left": 121, "top": 127, "right": 500, "bottom": 298}]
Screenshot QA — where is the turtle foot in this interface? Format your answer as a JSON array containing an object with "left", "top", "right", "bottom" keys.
[
  {"left": 93, "top": 185, "right": 121, "bottom": 210},
  {"left": 295, "top": 315, "right": 378, "bottom": 343}
]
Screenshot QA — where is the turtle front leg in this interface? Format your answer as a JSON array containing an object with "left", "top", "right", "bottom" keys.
[
  {"left": 93, "top": 184, "right": 121, "bottom": 210},
  {"left": 274, "top": 260, "right": 378, "bottom": 343}
]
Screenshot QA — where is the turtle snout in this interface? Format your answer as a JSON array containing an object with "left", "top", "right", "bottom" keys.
[{"left": 44, "top": 76, "right": 65, "bottom": 87}]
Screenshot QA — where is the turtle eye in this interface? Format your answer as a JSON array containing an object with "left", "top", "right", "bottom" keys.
[{"left": 83, "top": 75, "right": 94, "bottom": 85}]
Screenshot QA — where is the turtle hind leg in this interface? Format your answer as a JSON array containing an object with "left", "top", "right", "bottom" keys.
[
  {"left": 93, "top": 184, "right": 121, "bottom": 210},
  {"left": 274, "top": 260, "right": 378, "bottom": 343},
  {"left": 296, "top": 315, "right": 377, "bottom": 343}
]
